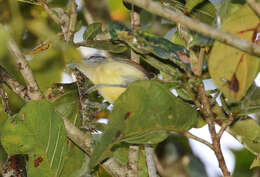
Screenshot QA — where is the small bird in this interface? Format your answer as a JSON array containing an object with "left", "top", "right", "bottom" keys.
[{"left": 71, "top": 55, "right": 149, "bottom": 103}]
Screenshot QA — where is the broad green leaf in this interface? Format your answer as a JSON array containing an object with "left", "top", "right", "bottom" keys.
[
  {"left": 229, "top": 117, "right": 260, "bottom": 155},
  {"left": 209, "top": 5, "right": 260, "bottom": 103},
  {"left": 47, "top": 83, "right": 90, "bottom": 177},
  {"left": 109, "top": 21, "right": 189, "bottom": 65},
  {"left": 77, "top": 40, "right": 127, "bottom": 53},
  {"left": 250, "top": 155, "right": 260, "bottom": 168},
  {"left": 231, "top": 148, "right": 255, "bottom": 177},
  {"left": 83, "top": 23, "right": 102, "bottom": 40},
  {"left": 1, "top": 100, "right": 67, "bottom": 177},
  {"left": 90, "top": 80, "right": 199, "bottom": 168}
]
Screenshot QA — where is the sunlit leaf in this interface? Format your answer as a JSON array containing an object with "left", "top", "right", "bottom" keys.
[
  {"left": 111, "top": 143, "right": 129, "bottom": 165},
  {"left": 185, "top": 0, "right": 205, "bottom": 12},
  {"left": 90, "top": 80, "right": 199, "bottom": 168},
  {"left": 209, "top": 5, "right": 260, "bottom": 103}
]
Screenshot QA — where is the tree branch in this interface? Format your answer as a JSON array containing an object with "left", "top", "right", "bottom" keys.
[
  {"left": 0, "top": 84, "right": 11, "bottom": 115},
  {"left": 7, "top": 38, "right": 43, "bottom": 100},
  {"left": 123, "top": 0, "right": 260, "bottom": 57},
  {"left": 128, "top": 145, "right": 139, "bottom": 177},
  {"left": 247, "top": 0, "right": 260, "bottom": 17},
  {"left": 198, "top": 84, "right": 231, "bottom": 177},
  {"left": 0, "top": 65, "right": 30, "bottom": 101},
  {"left": 182, "top": 132, "right": 213, "bottom": 150},
  {"left": 145, "top": 144, "right": 157, "bottom": 177},
  {"left": 80, "top": 0, "right": 94, "bottom": 24},
  {"left": 67, "top": 0, "right": 77, "bottom": 42}
]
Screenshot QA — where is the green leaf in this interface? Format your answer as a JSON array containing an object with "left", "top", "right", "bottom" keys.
[
  {"left": 90, "top": 80, "right": 199, "bottom": 168},
  {"left": 77, "top": 40, "right": 127, "bottom": 53},
  {"left": 229, "top": 117, "right": 260, "bottom": 155},
  {"left": 1, "top": 100, "right": 67, "bottom": 177},
  {"left": 0, "top": 25, "right": 8, "bottom": 58},
  {"left": 83, "top": 23, "right": 102, "bottom": 40},
  {"left": 185, "top": 0, "right": 205, "bottom": 12},
  {"left": 209, "top": 5, "right": 260, "bottom": 103},
  {"left": 111, "top": 143, "right": 129, "bottom": 165},
  {"left": 47, "top": 83, "right": 90, "bottom": 177},
  {"left": 232, "top": 148, "right": 255, "bottom": 177},
  {"left": 52, "top": 83, "right": 97, "bottom": 175}
]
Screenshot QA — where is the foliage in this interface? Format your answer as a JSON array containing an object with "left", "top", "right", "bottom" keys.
[{"left": 0, "top": 0, "right": 259, "bottom": 177}]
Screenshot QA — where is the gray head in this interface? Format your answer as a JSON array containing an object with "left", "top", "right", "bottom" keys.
[{"left": 82, "top": 55, "right": 106, "bottom": 65}]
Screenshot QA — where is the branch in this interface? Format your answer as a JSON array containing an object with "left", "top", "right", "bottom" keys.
[
  {"left": 7, "top": 38, "right": 43, "bottom": 100},
  {"left": 123, "top": 0, "right": 260, "bottom": 57},
  {"left": 0, "top": 65, "right": 30, "bottom": 101},
  {"left": 145, "top": 144, "right": 157, "bottom": 177},
  {"left": 247, "top": 0, "right": 260, "bottom": 17},
  {"left": 128, "top": 145, "right": 139, "bottom": 177},
  {"left": 80, "top": 0, "right": 94, "bottom": 24},
  {"left": 38, "top": 0, "right": 64, "bottom": 26},
  {"left": 130, "top": 7, "right": 141, "bottom": 63},
  {"left": 216, "top": 115, "right": 235, "bottom": 141},
  {"left": 66, "top": 0, "right": 77, "bottom": 42},
  {"left": 182, "top": 132, "right": 213, "bottom": 150},
  {"left": 0, "top": 84, "right": 11, "bottom": 115},
  {"left": 198, "top": 84, "right": 231, "bottom": 177}
]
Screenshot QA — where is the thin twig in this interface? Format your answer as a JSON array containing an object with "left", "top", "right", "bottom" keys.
[
  {"left": 7, "top": 38, "right": 43, "bottom": 100},
  {"left": 145, "top": 144, "right": 157, "bottom": 177},
  {"left": 80, "top": 0, "right": 94, "bottom": 24},
  {"left": 182, "top": 132, "right": 213, "bottom": 150},
  {"left": 216, "top": 115, "right": 235, "bottom": 141},
  {"left": 127, "top": 145, "right": 139, "bottom": 177},
  {"left": 67, "top": 0, "right": 77, "bottom": 42},
  {"left": 38, "top": 0, "right": 64, "bottom": 26},
  {"left": 0, "top": 84, "right": 11, "bottom": 115},
  {"left": 0, "top": 65, "right": 30, "bottom": 101},
  {"left": 123, "top": 0, "right": 260, "bottom": 57},
  {"left": 198, "top": 84, "right": 231, "bottom": 177},
  {"left": 247, "top": 0, "right": 260, "bottom": 18},
  {"left": 130, "top": 5, "right": 141, "bottom": 63}
]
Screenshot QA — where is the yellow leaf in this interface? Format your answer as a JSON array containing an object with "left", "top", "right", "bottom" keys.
[{"left": 209, "top": 5, "right": 260, "bottom": 103}]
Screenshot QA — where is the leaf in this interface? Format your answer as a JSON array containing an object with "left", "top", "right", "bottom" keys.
[
  {"left": 89, "top": 80, "right": 199, "bottom": 168},
  {"left": 111, "top": 143, "right": 129, "bottom": 165},
  {"left": 229, "top": 117, "right": 260, "bottom": 155},
  {"left": 77, "top": 40, "right": 127, "bottom": 53},
  {"left": 231, "top": 148, "right": 255, "bottom": 177},
  {"left": 83, "top": 23, "right": 102, "bottom": 40},
  {"left": 209, "top": 5, "right": 260, "bottom": 103},
  {"left": 1, "top": 100, "right": 67, "bottom": 177},
  {"left": 250, "top": 155, "right": 260, "bottom": 168},
  {"left": 47, "top": 83, "right": 90, "bottom": 177},
  {"left": 185, "top": 0, "right": 205, "bottom": 12}
]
